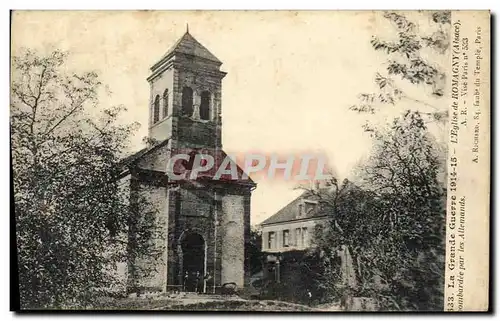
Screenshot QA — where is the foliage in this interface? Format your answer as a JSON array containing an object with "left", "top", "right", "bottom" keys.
[
  {"left": 259, "top": 249, "right": 338, "bottom": 305},
  {"left": 304, "top": 179, "right": 385, "bottom": 306},
  {"left": 142, "top": 136, "right": 161, "bottom": 148},
  {"left": 311, "top": 111, "right": 445, "bottom": 310},
  {"left": 11, "top": 48, "right": 162, "bottom": 309},
  {"left": 245, "top": 227, "right": 264, "bottom": 275},
  {"left": 350, "top": 11, "right": 450, "bottom": 121},
  {"left": 126, "top": 185, "right": 166, "bottom": 296},
  {"left": 324, "top": 12, "right": 448, "bottom": 310},
  {"left": 357, "top": 111, "right": 445, "bottom": 310}
]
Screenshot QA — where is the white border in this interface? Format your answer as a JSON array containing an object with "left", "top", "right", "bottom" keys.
[{"left": 3, "top": 1, "right": 498, "bottom": 320}]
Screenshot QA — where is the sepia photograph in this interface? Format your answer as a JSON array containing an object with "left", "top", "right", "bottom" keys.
[{"left": 10, "top": 10, "right": 490, "bottom": 312}]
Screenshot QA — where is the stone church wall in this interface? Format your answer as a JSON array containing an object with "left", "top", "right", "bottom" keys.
[
  {"left": 220, "top": 194, "right": 245, "bottom": 287},
  {"left": 165, "top": 186, "right": 217, "bottom": 290},
  {"left": 132, "top": 183, "right": 168, "bottom": 292},
  {"left": 177, "top": 118, "right": 219, "bottom": 147},
  {"left": 149, "top": 68, "right": 174, "bottom": 142},
  {"left": 107, "top": 174, "right": 132, "bottom": 294},
  {"left": 180, "top": 188, "right": 212, "bottom": 218},
  {"left": 175, "top": 67, "right": 222, "bottom": 148}
]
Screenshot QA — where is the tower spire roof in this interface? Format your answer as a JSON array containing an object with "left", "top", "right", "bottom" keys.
[{"left": 151, "top": 28, "right": 222, "bottom": 70}]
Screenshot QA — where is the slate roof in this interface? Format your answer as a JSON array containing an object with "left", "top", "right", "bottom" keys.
[
  {"left": 260, "top": 190, "right": 326, "bottom": 226},
  {"left": 260, "top": 180, "right": 382, "bottom": 226},
  {"left": 152, "top": 31, "right": 222, "bottom": 70}
]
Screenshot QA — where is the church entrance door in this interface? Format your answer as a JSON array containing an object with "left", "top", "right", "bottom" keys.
[{"left": 181, "top": 233, "right": 205, "bottom": 292}]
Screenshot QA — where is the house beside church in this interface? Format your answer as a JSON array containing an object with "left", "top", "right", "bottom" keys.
[
  {"left": 259, "top": 182, "right": 358, "bottom": 296},
  {"left": 117, "top": 29, "right": 255, "bottom": 294},
  {"left": 260, "top": 189, "right": 329, "bottom": 253}
]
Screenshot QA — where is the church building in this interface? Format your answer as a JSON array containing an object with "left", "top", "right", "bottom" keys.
[{"left": 118, "top": 28, "right": 255, "bottom": 294}]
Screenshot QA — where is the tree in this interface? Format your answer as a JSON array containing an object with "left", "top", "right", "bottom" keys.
[
  {"left": 350, "top": 11, "right": 450, "bottom": 124},
  {"left": 11, "top": 49, "right": 162, "bottom": 308},
  {"left": 336, "top": 11, "right": 448, "bottom": 310},
  {"left": 304, "top": 178, "right": 385, "bottom": 306},
  {"left": 246, "top": 227, "right": 263, "bottom": 275},
  {"left": 299, "top": 12, "right": 449, "bottom": 310},
  {"left": 309, "top": 111, "right": 445, "bottom": 310},
  {"left": 358, "top": 111, "right": 445, "bottom": 310}
]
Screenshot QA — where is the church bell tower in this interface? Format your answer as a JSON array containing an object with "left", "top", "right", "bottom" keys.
[
  {"left": 146, "top": 28, "right": 226, "bottom": 151},
  {"left": 123, "top": 28, "right": 254, "bottom": 292}
]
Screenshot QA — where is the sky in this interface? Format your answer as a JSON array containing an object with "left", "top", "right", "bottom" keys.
[{"left": 11, "top": 11, "right": 447, "bottom": 224}]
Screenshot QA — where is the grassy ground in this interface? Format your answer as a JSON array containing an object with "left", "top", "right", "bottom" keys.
[
  {"left": 167, "top": 300, "right": 316, "bottom": 311},
  {"left": 94, "top": 296, "right": 317, "bottom": 311}
]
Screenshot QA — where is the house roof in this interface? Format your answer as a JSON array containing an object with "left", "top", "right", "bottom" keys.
[
  {"left": 260, "top": 190, "right": 326, "bottom": 226},
  {"left": 152, "top": 31, "right": 222, "bottom": 70}
]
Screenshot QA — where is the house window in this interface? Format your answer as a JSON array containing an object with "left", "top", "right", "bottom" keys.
[
  {"left": 153, "top": 95, "right": 160, "bottom": 123},
  {"left": 295, "top": 228, "right": 302, "bottom": 247},
  {"left": 200, "top": 91, "right": 211, "bottom": 120},
  {"left": 298, "top": 204, "right": 304, "bottom": 218},
  {"left": 282, "top": 230, "right": 290, "bottom": 247},
  {"left": 268, "top": 231, "right": 276, "bottom": 249},
  {"left": 302, "top": 227, "right": 308, "bottom": 247},
  {"left": 182, "top": 86, "right": 193, "bottom": 117},
  {"left": 162, "top": 89, "right": 169, "bottom": 118}
]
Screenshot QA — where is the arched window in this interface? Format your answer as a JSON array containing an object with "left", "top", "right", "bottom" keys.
[
  {"left": 153, "top": 95, "right": 160, "bottom": 123},
  {"left": 182, "top": 87, "right": 193, "bottom": 117},
  {"left": 200, "top": 91, "right": 211, "bottom": 120},
  {"left": 162, "top": 89, "right": 169, "bottom": 118}
]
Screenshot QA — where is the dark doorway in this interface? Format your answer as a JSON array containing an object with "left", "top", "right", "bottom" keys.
[{"left": 181, "top": 233, "right": 205, "bottom": 292}]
